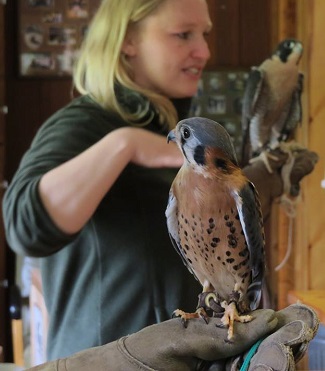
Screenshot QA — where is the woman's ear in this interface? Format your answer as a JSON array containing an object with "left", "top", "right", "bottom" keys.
[{"left": 121, "top": 31, "right": 137, "bottom": 57}]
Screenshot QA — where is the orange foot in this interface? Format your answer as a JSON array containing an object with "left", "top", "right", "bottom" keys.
[
  {"left": 173, "top": 307, "right": 209, "bottom": 327},
  {"left": 220, "top": 301, "right": 252, "bottom": 340}
]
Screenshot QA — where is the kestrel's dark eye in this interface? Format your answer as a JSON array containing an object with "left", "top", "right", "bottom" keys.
[{"left": 183, "top": 127, "right": 191, "bottom": 139}]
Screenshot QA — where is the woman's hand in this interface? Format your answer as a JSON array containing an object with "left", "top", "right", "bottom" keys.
[{"left": 121, "top": 126, "right": 183, "bottom": 168}]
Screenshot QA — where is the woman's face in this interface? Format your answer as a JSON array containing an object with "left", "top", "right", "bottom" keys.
[{"left": 123, "top": 0, "right": 212, "bottom": 98}]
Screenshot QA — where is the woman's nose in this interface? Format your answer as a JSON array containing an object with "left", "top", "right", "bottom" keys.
[{"left": 191, "top": 37, "right": 211, "bottom": 61}]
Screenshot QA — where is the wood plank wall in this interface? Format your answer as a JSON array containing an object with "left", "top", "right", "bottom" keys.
[
  {"left": 0, "top": 1, "right": 10, "bottom": 361},
  {"left": 273, "top": 0, "right": 299, "bottom": 310},
  {"left": 206, "top": 0, "right": 272, "bottom": 69},
  {"left": 297, "top": 0, "right": 325, "bottom": 291},
  {"left": 275, "top": 0, "right": 325, "bottom": 309}
]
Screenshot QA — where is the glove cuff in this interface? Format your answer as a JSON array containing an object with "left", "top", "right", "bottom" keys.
[{"left": 117, "top": 336, "right": 157, "bottom": 371}]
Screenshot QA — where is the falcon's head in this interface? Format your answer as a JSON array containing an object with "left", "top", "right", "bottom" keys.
[
  {"left": 167, "top": 117, "right": 238, "bottom": 169},
  {"left": 273, "top": 39, "right": 303, "bottom": 64}
]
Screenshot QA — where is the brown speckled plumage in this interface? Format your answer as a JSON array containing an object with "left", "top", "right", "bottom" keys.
[{"left": 166, "top": 117, "right": 265, "bottom": 339}]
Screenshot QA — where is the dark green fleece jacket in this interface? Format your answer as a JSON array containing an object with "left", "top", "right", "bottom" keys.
[{"left": 3, "top": 94, "right": 201, "bottom": 360}]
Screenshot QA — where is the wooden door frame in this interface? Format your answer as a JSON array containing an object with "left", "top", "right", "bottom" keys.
[{"left": 0, "top": 0, "right": 15, "bottom": 362}]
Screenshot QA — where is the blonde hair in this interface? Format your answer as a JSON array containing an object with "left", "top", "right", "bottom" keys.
[{"left": 73, "top": 0, "right": 178, "bottom": 128}]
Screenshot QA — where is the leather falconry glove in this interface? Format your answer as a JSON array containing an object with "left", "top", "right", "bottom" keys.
[
  {"left": 243, "top": 146, "right": 318, "bottom": 221},
  {"left": 214, "top": 303, "right": 319, "bottom": 371},
  {"left": 27, "top": 309, "right": 277, "bottom": 371},
  {"left": 247, "top": 303, "right": 319, "bottom": 371}
]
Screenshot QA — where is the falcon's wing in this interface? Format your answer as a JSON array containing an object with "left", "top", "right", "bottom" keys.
[
  {"left": 281, "top": 72, "right": 304, "bottom": 140},
  {"left": 234, "top": 181, "right": 265, "bottom": 310},
  {"left": 165, "top": 188, "right": 199, "bottom": 281},
  {"left": 240, "top": 67, "right": 265, "bottom": 166}
]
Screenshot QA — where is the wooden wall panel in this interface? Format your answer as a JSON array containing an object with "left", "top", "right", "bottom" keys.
[
  {"left": 40, "top": 80, "right": 72, "bottom": 123},
  {"left": 238, "top": 0, "right": 273, "bottom": 66},
  {"left": 5, "top": 79, "right": 72, "bottom": 180},
  {"left": 304, "top": 0, "right": 325, "bottom": 290},
  {"left": 0, "top": 80, "right": 4, "bottom": 144},
  {"left": 269, "top": 0, "right": 325, "bottom": 309},
  {"left": 206, "top": 0, "right": 240, "bottom": 68},
  {"left": 264, "top": 0, "right": 299, "bottom": 309},
  {"left": 292, "top": 0, "right": 312, "bottom": 293},
  {"left": 0, "top": 1, "right": 10, "bottom": 361},
  {"left": 286, "top": 0, "right": 325, "bottom": 294},
  {"left": 206, "top": 0, "right": 273, "bottom": 69},
  {"left": 3, "top": 0, "right": 73, "bottom": 181},
  {"left": 274, "top": 0, "right": 325, "bottom": 308},
  {"left": 287, "top": 0, "right": 310, "bottom": 298},
  {"left": 277, "top": 0, "right": 298, "bottom": 39}
]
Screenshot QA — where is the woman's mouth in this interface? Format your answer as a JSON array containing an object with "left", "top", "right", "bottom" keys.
[{"left": 184, "top": 67, "right": 203, "bottom": 79}]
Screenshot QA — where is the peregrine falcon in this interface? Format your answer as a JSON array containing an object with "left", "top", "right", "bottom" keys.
[{"left": 241, "top": 39, "right": 304, "bottom": 170}]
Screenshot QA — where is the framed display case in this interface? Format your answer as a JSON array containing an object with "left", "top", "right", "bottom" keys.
[
  {"left": 190, "top": 70, "right": 249, "bottom": 160},
  {"left": 18, "top": 0, "right": 101, "bottom": 77}
]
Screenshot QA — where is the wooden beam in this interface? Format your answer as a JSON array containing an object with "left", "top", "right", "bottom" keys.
[
  {"left": 277, "top": 0, "right": 297, "bottom": 39},
  {"left": 273, "top": 0, "right": 299, "bottom": 309},
  {"left": 293, "top": 0, "right": 311, "bottom": 292}
]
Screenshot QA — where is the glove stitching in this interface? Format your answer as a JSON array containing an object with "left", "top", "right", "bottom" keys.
[
  {"left": 281, "top": 343, "right": 294, "bottom": 371},
  {"left": 295, "top": 304, "right": 320, "bottom": 333},
  {"left": 54, "top": 359, "right": 64, "bottom": 371},
  {"left": 290, "top": 323, "right": 313, "bottom": 344},
  {"left": 117, "top": 336, "right": 157, "bottom": 371},
  {"left": 283, "top": 323, "right": 314, "bottom": 363}
]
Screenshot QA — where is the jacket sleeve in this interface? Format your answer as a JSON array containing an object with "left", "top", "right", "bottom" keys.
[{"left": 2, "top": 102, "right": 118, "bottom": 257}]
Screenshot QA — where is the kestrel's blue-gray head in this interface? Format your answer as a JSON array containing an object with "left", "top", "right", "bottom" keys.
[{"left": 167, "top": 117, "right": 238, "bottom": 168}]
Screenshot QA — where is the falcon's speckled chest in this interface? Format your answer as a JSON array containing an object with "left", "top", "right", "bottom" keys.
[{"left": 172, "top": 167, "right": 251, "bottom": 302}]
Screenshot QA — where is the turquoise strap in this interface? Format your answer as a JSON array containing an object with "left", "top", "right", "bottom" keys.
[{"left": 239, "top": 338, "right": 264, "bottom": 371}]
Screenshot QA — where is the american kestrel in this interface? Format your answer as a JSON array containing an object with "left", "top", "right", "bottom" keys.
[
  {"left": 166, "top": 117, "right": 265, "bottom": 340},
  {"left": 241, "top": 39, "right": 303, "bottom": 170}
]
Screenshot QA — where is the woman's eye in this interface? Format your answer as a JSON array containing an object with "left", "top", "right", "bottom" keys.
[
  {"left": 183, "top": 127, "right": 191, "bottom": 139},
  {"left": 177, "top": 32, "right": 190, "bottom": 40},
  {"left": 203, "top": 31, "right": 210, "bottom": 39}
]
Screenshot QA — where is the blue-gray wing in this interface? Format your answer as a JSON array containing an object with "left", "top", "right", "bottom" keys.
[
  {"left": 234, "top": 181, "right": 265, "bottom": 310},
  {"left": 165, "top": 188, "right": 199, "bottom": 281}
]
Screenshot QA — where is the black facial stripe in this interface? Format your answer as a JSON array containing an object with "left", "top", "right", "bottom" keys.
[
  {"left": 277, "top": 47, "right": 292, "bottom": 62},
  {"left": 194, "top": 145, "right": 205, "bottom": 165},
  {"left": 215, "top": 158, "right": 228, "bottom": 171}
]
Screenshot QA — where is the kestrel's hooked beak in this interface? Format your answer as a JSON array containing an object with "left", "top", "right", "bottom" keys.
[{"left": 167, "top": 130, "right": 176, "bottom": 143}]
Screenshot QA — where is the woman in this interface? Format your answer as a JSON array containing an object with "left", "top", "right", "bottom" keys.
[{"left": 4, "top": 0, "right": 212, "bottom": 360}]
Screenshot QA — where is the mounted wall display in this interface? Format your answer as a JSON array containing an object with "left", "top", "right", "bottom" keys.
[
  {"left": 18, "top": 0, "right": 101, "bottom": 77},
  {"left": 190, "top": 70, "right": 249, "bottom": 161}
]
